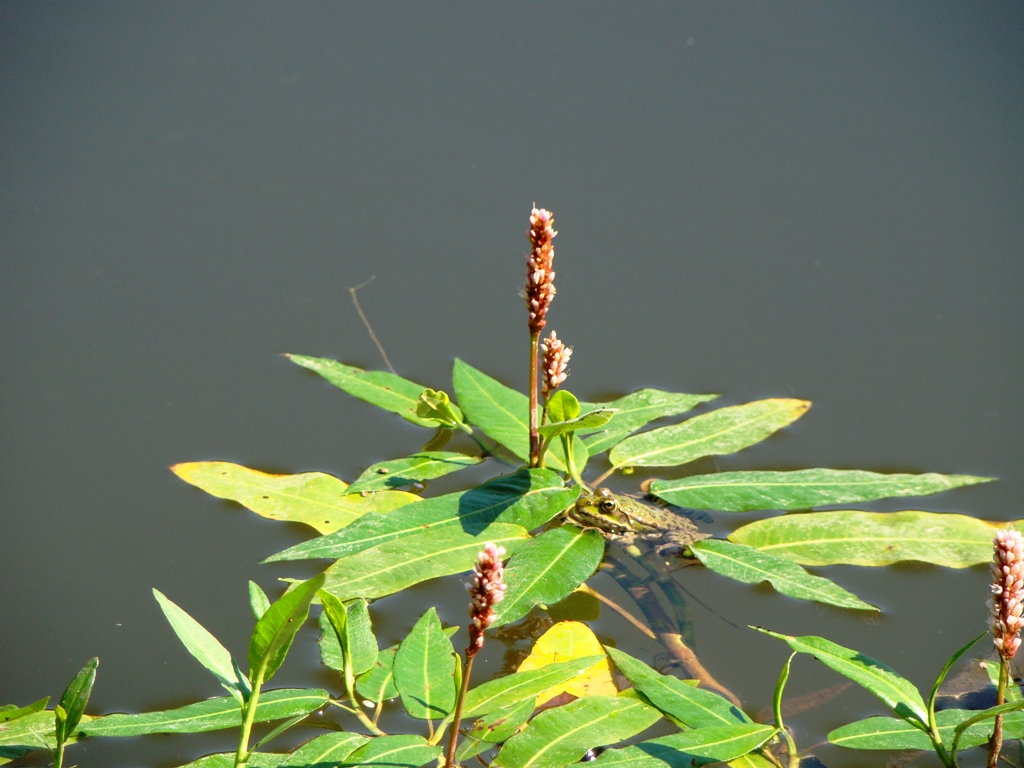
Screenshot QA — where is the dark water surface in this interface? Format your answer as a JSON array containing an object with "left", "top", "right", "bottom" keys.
[{"left": 2, "top": 4, "right": 1022, "bottom": 766}]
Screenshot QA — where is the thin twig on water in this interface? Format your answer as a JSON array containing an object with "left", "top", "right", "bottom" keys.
[{"left": 348, "top": 275, "right": 396, "bottom": 374}]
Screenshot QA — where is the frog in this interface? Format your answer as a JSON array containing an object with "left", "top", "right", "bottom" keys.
[{"left": 566, "top": 487, "right": 710, "bottom": 555}]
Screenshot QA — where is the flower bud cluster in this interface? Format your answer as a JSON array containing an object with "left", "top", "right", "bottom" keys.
[
  {"left": 525, "top": 207, "right": 557, "bottom": 333},
  {"left": 540, "top": 331, "right": 572, "bottom": 399},
  {"left": 991, "top": 527, "right": 1024, "bottom": 660},
  {"left": 467, "top": 542, "right": 507, "bottom": 656}
]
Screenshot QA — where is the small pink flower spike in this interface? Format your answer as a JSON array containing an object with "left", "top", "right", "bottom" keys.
[
  {"left": 991, "top": 527, "right": 1024, "bottom": 660},
  {"left": 467, "top": 542, "right": 507, "bottom": 657},
  {"left": 540, "top": 331, "right": 572, "bottom": 399}
]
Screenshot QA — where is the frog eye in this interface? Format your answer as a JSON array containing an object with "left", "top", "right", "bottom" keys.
[{"left": 599, "top": 499, "right": 618, "bottom": 514}]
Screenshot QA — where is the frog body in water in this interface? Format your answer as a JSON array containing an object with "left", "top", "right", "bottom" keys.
[{"left": 567, "top": 487, "right": 710, "bottom": 555}]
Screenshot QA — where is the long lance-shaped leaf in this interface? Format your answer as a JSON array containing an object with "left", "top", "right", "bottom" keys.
[
  {"left": 649, "top": 469, "right": 994, "bottom": 512},
  {"left": 55, "top": 658, "right": 98, "bottom": 745},
  {"left": 604, "top": 646, "right": 748, "bottom": 728},
  {"left": 153, "top": 589, "right": 248, "bottom": 703},
  {"left": 287, "top": 354, "right": 442, "bottom": 427},
  {"left": 393, "top": 608, "right": 458, "bottom": 720},
  {"left": 322, "top": 523, "right": 530, "bottom": 600},
  {"left": 0, "top": 698, "right": 49, "bottom": 724},
  {"left": 347, "top": 452, "right": 483, "bottom": 494},
  {"left": 266, "top": 469, "right": 573, "bottom": 563},
  {"left": 609, "top": 399, "right": 810, "bottom": 469},
  {"left": 172, "top": 461, "right": 417, "bottom": 534},
  {"left": 828, "top": 708, "right": 1024, "bottom": 751},
  {"left": 731, "top": 510, "right": 1021, "bottom": 568},
  {"left": 634, "top": 723, "right": 777, "bottom": 763},
  {"left": 462, "top": 656, "right": 605, "bottom": 718},
  {"left": 494, "top": 694, "right": 662, "bottom": 768},
  {"left": 172, "top": 752, "right": 285, "bottom": 768},
  {"left": 492, "top": 526, "right": 605, "bottom": 627},
  {"left": 689, "top": 539, "right": 877, "bottom": 611},
  {"left": 755, "top": 629, "right": 928, "bottom": 726},
  {"left": 0, "top": 710, "right": 93, "bottom": 755},
  {"left": 248, "top": 574, "right": 325, "bottom": 683},
  {"left": 579, "top": 389, "right": 720, "bottom": 455},
  {"left": 79, "top": 689, "right": 328, "bottom": 737}
]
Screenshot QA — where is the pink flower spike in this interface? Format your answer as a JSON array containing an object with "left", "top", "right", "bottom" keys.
[
  {"left": 467, "top": 542, "right": 507, "bottom": 656},
  {"left": 991, "top": 527, "right": 1024, "bottom": 661}
]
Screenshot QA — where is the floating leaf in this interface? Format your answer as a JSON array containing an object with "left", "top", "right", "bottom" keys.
[
  {"left": 322, "top": 523, "right": 530, "bottom": 600},
  {"left": 755, "top": 629, "right": 927, "bottom": 725},
  {"left": 393, "top": 608, "right": 457, "bottom": 720},
  {"left": 731, "top": 510, "right": 1017, "bottom": 568},
  {"left": 172, "top": 752, "right": 284, "bottom": 768},
  {"left": 278, "top": 732, "right": 369, "bottom": 766},
  {"left": 287, "top": 354, "right": 438, "bottom": 427},
  {"left": 609, "top": 399, "right": 810, "bottom": 469},
  {"left": 627, "top": 723, "right": 776, "bottom": 763},
  {"left": 463, "top": 656, "right": 606, "bottom": 718},
  {"left": 463, "top": 697, "right": 536, "bottom": 758},
  {"left": 267, "top": 469, "right": 574, "bottom": 563},
  {"left": 518, "top": 622, "right": 617, "bottom": 704},
  {"left": 0, "top": 698, "right": 49, "bottom": 724},
  {"left": 493, "top": 526, "right": 605, "bottom": 627},
  {"left": 494, "top": 694, "right": 661, "bottom": 768},
  {"left": 690, "top": 539, "right": 876, "bottom": 611},
  {"left": 604, "top": 646, "right": 748, "bottom": 728},
  {"left": 828, "top": 708, "right": 1024, "bottom": 750},
  {"left": 80, "top": 689, "right": 329, "bottom": 737},
  {"left": 153, "top": 589, "right": 248, "bottom": 703},
  {"left": 248, "top": 574, "right": 324, "bottom": 684},
  {"left": 580, "top": 390, "right": 720, "bottom": 455},
  {"left": 0, "top": 710, "right": 92, "bottom": 757},
  {"left": 343, "top": 733, "right": 441, "bottom": 768},
  {"left": 347, "top": 452, "right": 482, "bottom": 493},
  {"left": 649, "top": 469, "right": 994, "bottom": 512},
  {"left": 172, "top": 462, "right": 417, "bottom": 534}
]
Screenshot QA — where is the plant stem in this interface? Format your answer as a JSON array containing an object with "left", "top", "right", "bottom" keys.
[
  {"left": 987, "top": 659, "right": 1008, "bottom": 768},
  {"left": 445, "top": 653, "right": 476, "bottom": 768},
  {"left": 529, "top": 332, "right": 540, "bottom": 466},
  {"left": 234, "top": 672, "right": 264, "bottom": 768},
  {"left": 54, "top": 739, "right": 66, "bottom": 768}
]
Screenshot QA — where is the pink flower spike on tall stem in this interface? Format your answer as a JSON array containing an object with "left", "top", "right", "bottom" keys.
[
  {"left": 525, "top": 207, "right": 557, "bottom": 334},
  {"left": 467, "top": 542, "right": 507, "bottom": 656},
  {"left": 991, "top": 527, "right": 1024, "bottom": 661},
  {"left": 540, "top": 330, "right": 572, "bottom": 401}
]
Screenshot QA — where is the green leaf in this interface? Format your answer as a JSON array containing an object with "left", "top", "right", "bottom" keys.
[
  {"left": 322, "top": 523, "right": 530, "bottom": 600},
  {"left": 580, "top": 389, "right": 720, "bottom": 455},
  {"left": 609, "top": 399, "right": 811, "bottom": 469},
  {"left": 649, "top": 469, "right": 994, "bottom": 512},
  {"left": 356, "top": 645, "right": 400, "bottom": 704},
  {"left": 462, "top": 656, "right": 606, "bottom": 718},
  {"left": 415, "top": 388, "right": 466, "bottom": 428},
  {"left": 689, "top": 539, "right": 877, "bottom": 611},
  {"left": 55, "top": 658, "right": 98, "bottom": 744},
  {"left": 452, "top": 359, "right": 582, "bottom": 471},
  {"left": 171, "top": 752, "right": 285, "bottom": 768},
  {"left": 348, "top": 452, "right": 483, "bottom": 493},
  {"left": 546, "top": 391, "right": 581, "bottom": 423},
  {"left": 639, "top": 723, "right": 776, "bottom": 762},
  {"left": 342, "top": 734, "right": 441, "bottom": 768},
  {"left": 393, "top": 608, "right": 458, "bottom": 720},
  {"left": 267, "top": 469, "right": 573, "bottom": 563},
  {"left": 538, "top": 410, "right": 617, "bottom": 440},
  {"left": 80, "top": 689, "right": 328, "bottom": 737},
  {"left": 492, "top": 526, "right": 605, "bottom": 627},
  {"left": 249, "top": 581, "right": 271, "bottom": 620},
  {"left": 171, "top": 461, "right": 418, "bottom": 534},
  {"left": 604, "top": 647, "right": 749, "bottom": 728},
  {"left": 248, "top": 574, "right": 325, "bottom": 684},
  {"left": 731, "top": 510, "right": 1014, "bottom": 568},
  {"left": 153, "top": 589, "right": 248, "bottom": 703},
  {"left": 466, "top": 697, "right": 537, "bottom": 742},
  {"left": 0, "top": 698, "right": 48, "bottom": 723},
  {"left": 494, "top": 694, "right": 662, "bottom": 768},
  {"left": 287, "top": 354, "right": 439, "bottom": 427},
  {"left": 278, "top": 731, "right": 369, "bottom": 766},
  {"left": 755, "top": 629, "right": 927, "bottom": 725},
  {"left": 927, "top": 632, "right": 986, "bottom": 726},
  {"left": 828, "top": 708, "right": 1024, "bottom": 750},
  {"left": 318, "top": 597, "right": 377, "bottom": 678},
  {"left": 0, "top": 710, "right": 91, "bottom": 757}
]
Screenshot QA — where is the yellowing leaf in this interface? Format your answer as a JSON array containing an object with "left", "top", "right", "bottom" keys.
[
  {"left": 518, "top": 621, "right": 616, "bottom": 704},
  {"left": 171, "top": 461, "right": 419, "bottom": 534}
]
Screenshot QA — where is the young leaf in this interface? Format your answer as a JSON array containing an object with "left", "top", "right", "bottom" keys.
[
  {"left": 492, "top": 526, "right": 605, "bottom": 627},
  {"left": 493, "top": 694, "right": 662, "bottom": 768},
  {"left": 755, "top": 628, "right": 928, "bottom": 725},
  {"left": 0, "top": 697, "right": 49, "bottom": 723},
  {"left": 286, "top": 354, "right": 439, "bottom": 427},
  {"left": 342, "top": 734, "right": 441, "bottom": 768},
  {"left": 171, "top": 461, "right": 418, "bottom": 534},
  {"left": 54, "top": 658, "right": 97, "bottom": 745},
  {"left": 828, "top": 708, "right": 1024, "bottom": 751},
  {"left": 153, "top": 589, "right": 248, "bottom": 703},
  {"left": 579, "top": 389, "right": 720, "bottom": 455},
  {"left": 248, "top": 581, "right": 271, "bottom": 620},
  {"left": 609, "top": 399, "right": 810, "bottom": 469},
  {"left": 462, "top": 656, "right": 606, "bottom": 718},
  {"left": 318, "top": 597, "right": 378, "bottom": 678},
  {"left": 415, "top": 388, "right": 466, "bottom": 428},
  {"left": 689, "top": 539, "right": 877, "bottom": 611},
  {"left": 546, "top": 390, "right": 581, "bottom": 423},
  {"left": 319, "top": 592, "right": 353, "bottom": 688},
  {"left": 393, "top": 608, "right": 458, "bottom": 720},
  {"left": 265, "top": 469, "right": 575, "bottom": 563},
  {"left": 248, "top": 574, "right": 325, "bottom": 684},
  {"left": 649, "top": 468, "right": 994, "bottom": 512},
  {"left": 79, "top": 689, "right": 328, "bottom": 737},
  {"left": 537, "top": 409, "right": 617, "bottom": 440},
  {"left": 347, "top": 452, "right": 482, "bottom": 494},
  {"left": 604, "top": 646, "right": 749, "bottom": 728},
  {"left": 731, "top": 510, "right": 1017, "bottom": 568},
  {"left": 322, "top": 523, "right": 530, "bottom": 600}
]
